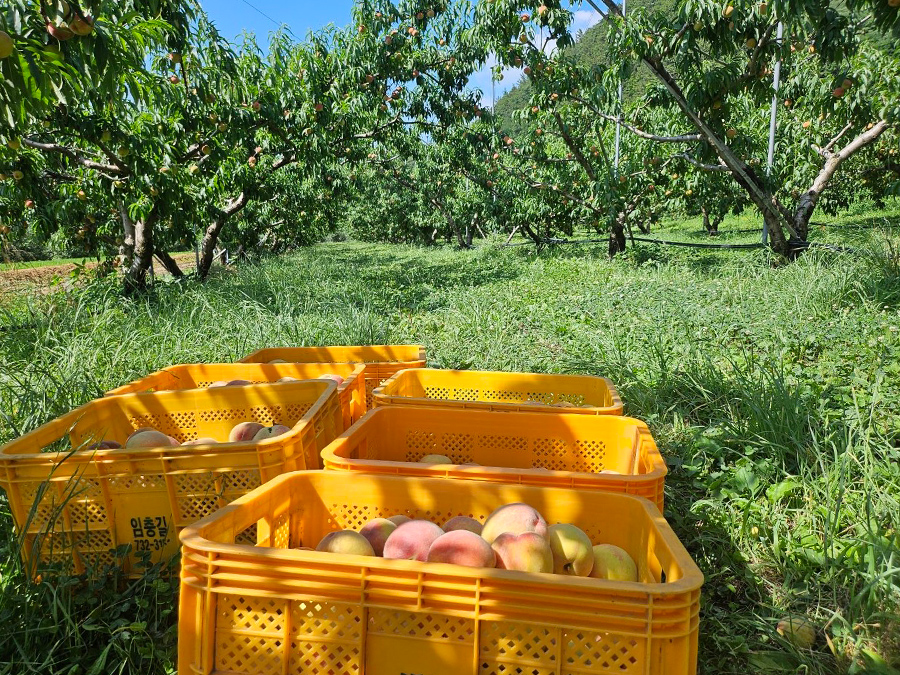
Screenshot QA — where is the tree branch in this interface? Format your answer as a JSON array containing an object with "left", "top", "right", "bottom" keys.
[
  {"left": 22, "top": 139, "right": 126, "bottom": 175},
  {"left": 814, "top": 122, "right": 854, "bottom": 157},
  {"left": 589, "top": 108, "right": 703, "bottom": 143},
  {"left": 675, "top": 153, "right": 730, "bottom": 171}
]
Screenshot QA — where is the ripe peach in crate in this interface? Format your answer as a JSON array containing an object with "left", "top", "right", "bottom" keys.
[{"left": 178, "top": 473, "right": 703, "bottom": 675}]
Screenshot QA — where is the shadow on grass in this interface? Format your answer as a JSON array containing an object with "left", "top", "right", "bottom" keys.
[{"left": 214, "top": 244, "right": 529, "bottom": 314}]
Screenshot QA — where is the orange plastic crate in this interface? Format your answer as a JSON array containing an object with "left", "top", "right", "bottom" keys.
[
  {"left": 0, "top": 380, "right": 340, "bottom": 575},
  {"left": 321, "top": 406, "right": 667, "bottom": 509},
  {"left": 239, "top": 344, "right": 426, "bottom": 409},
  {"left": 373, "top": 368, "right": 624, "bottom": 415},
  {"left": 179, "top": 472, "right": 702, "bottom": 675},
  {"left": 105, "top": 362, "right": 367, "bottom": 428}
]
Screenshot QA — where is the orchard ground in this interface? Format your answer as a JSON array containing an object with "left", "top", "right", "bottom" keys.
[{"left": 0, "top": 205, "right": 898, "bottom": 674}]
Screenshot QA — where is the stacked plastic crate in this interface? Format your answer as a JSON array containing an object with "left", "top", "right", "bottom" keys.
[
  {"left": 0, "top": 346, "right": 703, "bottom": 673},
  {"left": 178, "top": 364, "right": 705, "bottom": 675}
]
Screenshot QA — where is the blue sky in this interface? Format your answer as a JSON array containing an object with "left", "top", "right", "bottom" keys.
[{"left": 203, "top": 1, "right": 602, "bottom": 106}]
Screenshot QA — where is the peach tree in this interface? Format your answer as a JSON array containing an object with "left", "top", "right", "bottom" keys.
[{"left": 584, "top": 0, "right": 899, "bottom": 256}]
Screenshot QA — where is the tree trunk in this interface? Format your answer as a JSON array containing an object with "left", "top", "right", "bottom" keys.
[
  {"left": 119, "top": 201, "right": 136, "bottom": 267},
  {"left": 154, "top": 248, "right": 184, "bottom": 278},
  {"left": 197, "top": 192, "right": 248, "bottom": 280},
  {"left": 609, "top": 214, "right": 627, "bottom": 257},
  {"left": 123, "top": 211, "right": 156, "bottom": 294},
  {"left": 431, "top": 198, "right": 470, "bottom": 249},
  {"left": 702, "top": 207, "right": 721, "bottom": 235}
]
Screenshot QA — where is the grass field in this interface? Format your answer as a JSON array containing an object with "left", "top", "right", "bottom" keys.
[{"left": 0, "top": 208, "right": 898, "bottom": 674}]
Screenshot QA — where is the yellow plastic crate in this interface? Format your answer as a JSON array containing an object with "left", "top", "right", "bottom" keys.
[
  {"left": 179, "top": 472, "right": 702, "bottom": 675},
  {"left": 105, "top": 362, "right": 367, "bottom": 428},
  {"left": 373, "top": 368, "right": 624, "bottom": 415},
  {"left": 239, "top": 344, "right": 427, "bottom": 409},
  {"left": 0, "top": 380, "right": 340, "bottom": 575},
  {"left": 321, "top": 406, "right": 667, "bottom": 509}
]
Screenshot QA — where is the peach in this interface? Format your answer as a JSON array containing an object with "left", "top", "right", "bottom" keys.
[
  {"left": 427, "top": 530, "right": 496, "bottom": 567},
  {"left": 442, "top": 516, "right": 482, "bottom": 534},
  {"left": 419, "top": 453, "right": 452, "bottom": 464},
  {"left": 87, "top": 440, "right": 122, "bottom": 450},
  {"left": 277, "top": 376, "right": 300, "bottom": 383},
  {"left": 225, "top": 379, "right": 252, "bottom": 386},
  {"left": 182, "top": 437, "right": 219, "bottom": 446},
  {"left": 383, "top": 520, "right": 444, "bottom": 561},
  {"left": 589, "top": 544, "right": 638, "bottom": 582},
  {"left": 209, "top": 380, "right": 229, "bottom": 388},
  {"left": 491, "top": 532, "right": 553, "bottom": 573},
  {"left": 125, "top": 428, "right": 178, "bottom": 449},
  {"left": 229, "top": 422, "right": 264, "bottom": 443},
  {"left": 358, "top": 517, "right": 397, "bottom": 556},
  {"left": 547, "top": 523, "right": 594, "bottom": 576},
  {"left": 481, "top": 503, "right": 548, "bottom": 544},
  {"left": 252, "top": 424, "right": 291, "bottom": 441},
  {"left": 777, "top": 617, "right": 816, "bottom": 649},
  {"left": 268, "top": 359, "right": 288, "bottom": 364},
  {"left": 316, "top": 530, "right": 375, "bottom": 556},
  {"left": 318, "top": 373, "right": 344, "bottom": 385},
  {"left": 387, "top": 515, "right": 412, "bottom": 526}
]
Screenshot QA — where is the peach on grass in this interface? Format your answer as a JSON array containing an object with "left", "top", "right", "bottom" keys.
[
  {"left": 491, "top": 532, "right": 553, "bottom": 573},
  {"left": 777, "top": 617, "right": 816, "bottom": 649},
  {"left": 228, "top": 422, "right": 264, "bottom": 442},
  {"left": 481, "top": 503, "right": 548, "bottom": 544},
  {"left": 383, "top": 520, "right": 444, "bottom": 561},
  {"left": 442, "top": 516, "right": 482, "bottom": 534},
  {"left": 547, "top": 523, "right": 594, "bottom": 576},
  {"left": 358, "top": 517, "right": 397, "bottom": 556},
  {"left": 427, "top": 530, "right": 496, "bottom": 567},
  {"left": 316, "top": 530, "right": 375, "bottom": 556},
  {"left": 589, "top": 544, "right": 638, "bottom": 581}
]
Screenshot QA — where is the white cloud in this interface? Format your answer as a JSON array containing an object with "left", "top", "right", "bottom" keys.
[{"left": 572, "top": 9, "right": 602, "bottom": 33}]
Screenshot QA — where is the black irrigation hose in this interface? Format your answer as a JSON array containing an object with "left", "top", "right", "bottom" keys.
[
  {"left": 503, "top": 236, "right": 860, "bottom": 253},
  {"left": 630, "top": 236, "right": 765, "bottom": 249},
  {"left": 503, "top": 237, "right": 765, "bottom": 249}
]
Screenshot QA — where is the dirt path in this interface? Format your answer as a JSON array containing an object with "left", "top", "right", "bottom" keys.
[{"left": 0, "top": 253, "right": 197, "bottom": 295}]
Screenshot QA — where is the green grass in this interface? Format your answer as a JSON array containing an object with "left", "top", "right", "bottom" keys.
[{"left": 0, "top": 208, "right": 899, "bottom": 674}]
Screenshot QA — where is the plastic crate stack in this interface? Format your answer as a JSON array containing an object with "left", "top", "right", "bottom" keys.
[
  {"left": 180, "top": 363, "right": 705, "bottom": 675},
  {"left": 0, "top": 346, "right": 425, "bottom": 575},
  {"left": 0, "top": 345, "right": 704, "bottom": 674}
]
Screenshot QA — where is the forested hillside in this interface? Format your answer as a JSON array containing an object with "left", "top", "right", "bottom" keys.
[{"left": 493, "top": 0, "right": 677, "bottom": 135}]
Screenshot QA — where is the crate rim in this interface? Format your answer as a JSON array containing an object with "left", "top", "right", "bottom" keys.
[
  {"left": 179, "top": 470, "right": 703, "bottom": 595},
  {"left": 104, "top": 362, "right": 366, "bottom": 397},
  {"left": 322, "top": 405, "right": 667, "bottom": 484},
  {"left": 372, "top": 367, "right": 625, "bottom": 413},
  {"left": 0, "top": 379, "right": 339, "bottom": 463}
]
